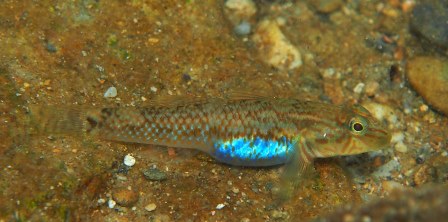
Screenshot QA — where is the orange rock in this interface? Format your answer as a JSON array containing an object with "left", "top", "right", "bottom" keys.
[{"left": 406, "top": 56, "right": 448, "bottom": 116}]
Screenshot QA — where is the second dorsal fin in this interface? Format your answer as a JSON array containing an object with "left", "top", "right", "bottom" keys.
[
  {"left": 147, "top": 90, "right": 275, "bottom": 108},
  {"left": 223, "top": 89, "right": 274, "bottom": 101},
  {"left": 147, "top": 95, "right": 210, "bottom": 107}
]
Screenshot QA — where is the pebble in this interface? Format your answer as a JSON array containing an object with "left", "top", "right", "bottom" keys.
[
  {"left": 234, "top": 20, "right": 251, "bottom": 36},
  {"left": 224, "top": 0, "right": 257, "bottom": 26},
  {"left": 353, "top": 82, "right": 365, "bottom": 94},
  {"left": 362, "top": 102, "right": 398, "bottom": 124},
  {"left": 394, "top": 141, "right": 408, "bottom": 153},
  {"left": 216, "top": 203, "right": 225, "bottom": 210},
  {"left": 45, "top": 41, "right": 57, "bottom": 53},
  {"left": 271, "top": 210, "right": 289, "bottom": 219},
  {"left": 142, "top": 168, "right": 167, "bottom": 181},
  {"left": 411, "top": 0, "right": 448, "bottom": 48},
  {"left": 123, "top": 154, "right": 136, "bottom": 167},
  {"left": 150, "top": 86, "right": 158, "bottom": 93},
  {"left": 104, "top": 86, "right": 117, "bottom": 98},
  {"left": 365, "top": 81, "right": 380, "bottom": 97},
  {"left": 112, "top": 188, "right": 139, "bottom": 207},
  {"left": 98, "top": 198, "right": 106, "bottom": 204},
  {"left": 145, "top": 203, "right": 157, "bottom": 212},
  {"left": 406, "top": 56, "right": 448, "bottom": 116},
  {"left": 414, "top": 165, "right": 431, "bottom": 186},
  {"left": 252, "top": 20, "right": 302, "bottom": 71},
  {"left": 108, "top": 199, "right": 116, "bottom": 208}
]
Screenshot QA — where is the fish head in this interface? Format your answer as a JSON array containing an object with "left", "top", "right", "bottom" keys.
[{"left": 306, "top": 104, "right": 391, "bottom": 158}]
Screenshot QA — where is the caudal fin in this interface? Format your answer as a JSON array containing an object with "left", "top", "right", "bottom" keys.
[{"left": 29, "top": 105, "right": 87, "bottom": 137}]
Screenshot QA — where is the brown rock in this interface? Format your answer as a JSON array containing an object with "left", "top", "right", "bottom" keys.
[
  {"left": 414, "top": 165, "right": 430, "bottom": 186},
  {"left": 406, "top": 56, "right": 448, "bottom": 115},
  {"left": 112, "top": 188, "right": 139, "bottom": 207}
]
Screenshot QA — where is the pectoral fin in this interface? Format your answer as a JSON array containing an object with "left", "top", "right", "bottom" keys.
[{"left": 275, "top": 140, "right": 315, "bottom": 203}]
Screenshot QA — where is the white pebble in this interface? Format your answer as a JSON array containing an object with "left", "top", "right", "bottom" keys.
[
  {"left": 216, "top": 203, "right": 225, "bottom": 210},
  {"left": 234, "top": 21, "right": 251, "bottom": 36},
  {"left": 108, "top": 199, "right": 116, "bottom": 208},
  {"left": 97, "top": 198, "right": 106, "bottom": 204},
  {"left": 441, "top": 151, "right": 448, "bottom": 157},
  {"left": 104, "top": 86, "right": 117, "bottom": 98},
  {"left": 353, "top": 82, "right": 365, "bottom": 94},
  {"left": 394, "top": 141, "right": 408, "bottom": 153},
  {"left": 145, "top": 203, "right": 157, "bottom": 212},
  {"left": 123, "top": 154, "right": 136, "bottom": 167},
  {"left": 150, "top": 86, "right": 158, "bottom": 92}
]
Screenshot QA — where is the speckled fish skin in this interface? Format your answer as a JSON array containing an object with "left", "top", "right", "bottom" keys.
[{"left": 79, "top": 98, "right": 391, "bottom": 167}]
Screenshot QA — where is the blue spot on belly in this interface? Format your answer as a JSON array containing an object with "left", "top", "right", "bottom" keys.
[{"left": 212, "top": 136, "right": 297, "bottom": 166}]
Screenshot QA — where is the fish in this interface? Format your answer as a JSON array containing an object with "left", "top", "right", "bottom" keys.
[{"left": 30, "top": 95, "right": 391, "bottom": 196}]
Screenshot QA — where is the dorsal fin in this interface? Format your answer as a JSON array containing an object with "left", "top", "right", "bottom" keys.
[
  {"left": 223, "top": 89, "right": 274, "bottom": 101},
  {"left": 147, "top": 95, "right": 209, "bottom": 107},
  {"left": 146, "top": 90, "right": 277, "bottom": 108}
]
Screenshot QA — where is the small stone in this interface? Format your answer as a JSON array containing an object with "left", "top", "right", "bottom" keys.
[
  {"left": 112, "top": 188, "right": 139, "bottom": 207},
  {"left": 150, "top": 86, "right": 158, "bottom": 93},
  {"left": 145, "top": 203, "right": 157, "bottom": 212},
  {"left": 365, "top": 81, "right": 380, "bottom": 97},
  {"left": 108, "top": 199, "right": 116, "bottom": 208},
  {"left": 224, "top": 0, "right": 257, "bottom": 26},
  {"left": 45, "top": 41, "right": 57, "bottom": 53},
  {"left": 406, "top": 56, "right": 448, "bottom": 115},
  {"left": 142, "top": 168, "right": 167, "bottom": 181},
  {"left": 104, "top": 86, "right": 117, "bottom": 98},
  {"left": 232, "top": 187, "right": 240, "bottom": 194},
  {"left": 394, "top": 142, "right": 408, "bottom": 153},
  {"left": 123, "top": 154, "right": 136, "bottom": 167},
  {"left": 419, "top": 104, "right": 429, "bottom": 112},
  {"left": 442, "top": 151, "right": 448, "bottom": 157},
  {"left": 98, "top": 198, "right": 106, "bottom": 204},
  {"left": 252, "top": 20, "right": 302, "bottom": 71},
  {"left": 414, "top": 165, "right": 431, "bottom": 186},
  {"left": 362, "top": 102, "right": 397, "bottom": 124},
  {"left": 234, "top": 21, "right": 251, "bottom": 36},
  {"left": 216, "top": 203, "right": 225, "bottom": 210},
  {"left": 353, "top": 82, "right": 365, "bottom": 94},
  {"left": 271, "top": 210, "right": 289, "bottom": 219},
  {"left": 147, "top": 37, "right": 160, "bottom": 44}
]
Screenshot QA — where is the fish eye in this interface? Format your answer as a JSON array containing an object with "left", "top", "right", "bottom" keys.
[
  {"left": 353, "top": 122, "right": 363, "bottom": 131},
  {"left": 349, "top": 118, "right": 366, "bottom": 134}
]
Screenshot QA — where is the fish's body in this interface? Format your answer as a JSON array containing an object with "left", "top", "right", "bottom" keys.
[{"left": 33, "top": 97, "right": 391, "bottom": 170}]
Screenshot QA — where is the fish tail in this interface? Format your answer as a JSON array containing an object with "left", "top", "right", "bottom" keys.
[{"left": 29, "top": 105, "right": 87, "bottom": 137}]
